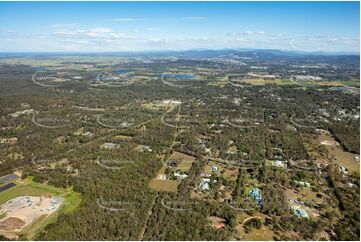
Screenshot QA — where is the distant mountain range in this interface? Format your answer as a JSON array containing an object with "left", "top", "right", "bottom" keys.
[{"left": 0, "top": 48, "right": 359, "bottom": 58}]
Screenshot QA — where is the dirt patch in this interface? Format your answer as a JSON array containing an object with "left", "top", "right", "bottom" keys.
[
  {"left": 156, "top": 174, "right": 166, "bottom": 180},
  {"left": 149, "top": 179, "right": 179, "bottom": 193},
  {"left": 208, "top": 216, "right": 226, "bottom": 229},
  {"left": 0, "top": 196, "right": 63, "bottom": 233},
  {"left": 320, "top": 140, "right": 338, "bottom": 146},
  {"left": 0, "top": 217, "right": 25, "bottom": 230}
]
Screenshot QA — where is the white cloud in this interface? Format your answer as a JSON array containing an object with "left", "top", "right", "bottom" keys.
[
  {"left": 0, "top": 30, "right": 17, "bottom": 34},
  {"left": 88, "top": 28, "right": 114, "bottom": 34},
  {"left": 235, "top": 37, "right": 251, "bottom": 43},
  {"left": 49, "top": 23, "right": 77, "bottom": 27},
  {"left": 109, "top": 33, "right": 125, "bottom": 39},
  {"left": 32, "top": 33, "right": 49, "bottom": 38},
  {"left": 231, "top": 31, "right": 265, "bottom": 36},
  {"left": 283, "top": 35, "right": 360, "bottom": 52},
  {"left": 1, "top": 26, "right": 358, "bottom": 52},
  {"left": 54, "top": 28, "right": 117, "bottom": 38}
]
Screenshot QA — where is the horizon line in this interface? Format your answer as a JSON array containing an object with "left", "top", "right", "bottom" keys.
[{"left": 0, "top": 48, "right": 359, "bottom": 56}]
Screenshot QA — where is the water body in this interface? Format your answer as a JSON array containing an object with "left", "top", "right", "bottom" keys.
[
  {"left": 33, "top": 66, "right": 47, "bottom": 72},
  {"left": 162, "top": 73, "right": 195, "bottom": 79},
  {"left": 115, "top": 69, "right": 134, "bottom": 75}
]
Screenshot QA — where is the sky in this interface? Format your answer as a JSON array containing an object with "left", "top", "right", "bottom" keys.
[{"left": 0, "top": 1, "right": 359, "bottom": 53}]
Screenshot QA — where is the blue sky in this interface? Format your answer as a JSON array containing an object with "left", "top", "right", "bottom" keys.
[{"left": 0, "top": 1, "right": 359, "bottom": 52}]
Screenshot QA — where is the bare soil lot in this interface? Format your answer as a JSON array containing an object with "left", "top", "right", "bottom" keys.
[
  {"left": 149, "top": 179, "right": 179, "bottom": 193},
  {"left": 0, "top": 196, "right": 63, "bottom": 232}
]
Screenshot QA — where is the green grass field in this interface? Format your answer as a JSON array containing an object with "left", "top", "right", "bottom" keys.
[
  {"left": 0, "top": 176, "right": 82, "bottom": 240},
  {"left": 341, "top": 80, "right": 360, "bottom": 87}
]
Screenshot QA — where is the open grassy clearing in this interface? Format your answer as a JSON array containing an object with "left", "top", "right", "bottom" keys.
[
  {"left": 239, "top": 225, "right": 275, "bottom": 241},
  {"left": 285, "top": 188, "right": 324, "bottom": 219},
  {"left": 235, "top": 213, "right": 275, "bottom": 241},
  {"left": 312, "top": 132, "right": 359, "bottom": 173},
  {"left": 149, "top": 165, "right": 179, "bottom": 193},
  {"left": 168, "top": 151, "right": 196, "bottom": 172},
  {"left": 239, "top": 78, "right": 294, "bottom": 86},
  {"left": 141, "top": 102, "right": 172, "bottom": 111},
  {"left": 113, "top": 135, "right": 134, "bottom": 141},
  {"left": 148, "top": 179, "right": 179, "bottom": 193},
  {"left": 169, "top": 151, "right": 196, "bottom": 161},
  {"left": 341, "top": 80, "right": 360, "bottom": 87},
  {"left": 177, "top": 160, "right": 194, "bottom": 172}
]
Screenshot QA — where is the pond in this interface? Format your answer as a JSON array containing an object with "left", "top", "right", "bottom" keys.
[
  {"left": 115, "top": 69, "right": 134, "bottom": 75},
  {"left": 33, "top": 66, "right": 47, "bottom": 72},
  {"left": 162, "top": 73, "right": 195, "bottom": 79}
]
